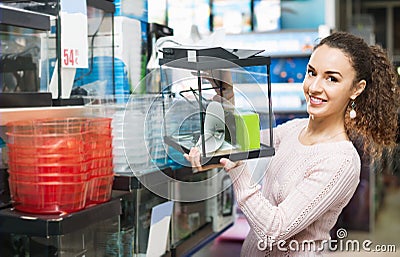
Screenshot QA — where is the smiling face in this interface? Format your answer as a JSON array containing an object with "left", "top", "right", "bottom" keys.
[{"left": 303, "top": 44, "right": 362, "bottom": 122}]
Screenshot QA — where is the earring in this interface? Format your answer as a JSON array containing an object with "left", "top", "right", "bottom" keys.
[{"left": 349, "top": 101, "right": 356, "bottom": 119}]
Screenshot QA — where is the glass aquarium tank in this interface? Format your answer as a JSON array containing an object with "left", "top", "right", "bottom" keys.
[
  {"left": 0, "top": 5, "right": 51, "bottom": 93},
  {"left": 157, "top": 46, "right": 275, "bottom": 166}
]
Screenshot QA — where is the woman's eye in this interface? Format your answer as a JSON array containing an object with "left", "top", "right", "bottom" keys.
[
  {"left": 307, "top": 70, "right": 315, "bottom": 76},
  {"left": 327, "top": 76, "right": 338, "bottom": 82}
]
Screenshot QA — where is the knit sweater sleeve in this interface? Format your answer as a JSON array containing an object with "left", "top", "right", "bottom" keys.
[
  {"left": 261, "top": 118, "right": 304, "bottom": 151},
  {"left": 228, "top": 153, "right": 360, "bottom": 242}
]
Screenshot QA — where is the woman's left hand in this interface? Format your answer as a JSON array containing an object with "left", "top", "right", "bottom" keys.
[{"left": 220, "top": 158, "right": 242, "bottom": 172}]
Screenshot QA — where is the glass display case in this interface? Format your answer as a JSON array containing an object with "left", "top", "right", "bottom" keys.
[
  {"left": 113, "top": 165, "right": 234, "bottom": 257},
  {"left": 168, "top": 167, "right": 235, "bottom": 257},
  {"left": 50, "top": 0, "right": 117, "bottom": 103},
  {"left": 1, "top": 0, "right": 116, "bottom": 104},
  {"left": 0, "top": 151, "right": 233, "bottom": 257},
  {"left": 0, "top": 5, "right": 52, "bottom": 107},
  {"left": 114, "top": 172, "right": 169, "bottom": 256},
  {"left": 0, "top": 192, "right": 124, "bottom": 257},
  {"left": 1, "top": 3, "right": 235, "bottom": 257},
  {"left": 158, "top": 47, "right": 274, "bottom": 166}
]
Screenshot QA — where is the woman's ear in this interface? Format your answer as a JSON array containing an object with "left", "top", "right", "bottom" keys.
[{"left": 350, "top": 79, "right": 366, "bottom": 100}]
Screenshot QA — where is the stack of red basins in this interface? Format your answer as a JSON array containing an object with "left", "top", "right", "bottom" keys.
[
  {"left": 6, "top": 117, "right": 114, "bottom": 214},
  {"left": 85, "top": 117, "right": 114, "bottom": 204}
]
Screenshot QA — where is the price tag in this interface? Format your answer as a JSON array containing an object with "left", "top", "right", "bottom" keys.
[
  {"left": 60, "top": 0, "right": 88, "bottom": 68},
  {"left": 63, "top": 48, "right": 79, "bottom": 67}
]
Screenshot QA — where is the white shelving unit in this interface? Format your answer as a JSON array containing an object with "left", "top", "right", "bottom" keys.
[{"left": 0, "top": 106, "right": 91, "bottom": 126}]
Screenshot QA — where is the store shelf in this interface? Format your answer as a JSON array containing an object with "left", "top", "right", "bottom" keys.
[
  {"left": 160, "top": 55, "right": 270, "bottom": 70},
  {"left": 0, "top": 5, "right": 51, "bottom": 30},
  {"left": 164, "top": 136, "right": 275, "bottom": 165},
  {"left": 0, "top": 93, "right": 53, "bottom": 108},
  {"left": 166, "top": 222, "right": 234, "bottom": 257},
  {"left": 0, "top": 106, "right": 93, "bottom": 126},
  {"left": 113, "top": 167, "right": 173, "bottom": 191},
  {"left": 0, "top": 191, "right": 126, "bottom": 237}
]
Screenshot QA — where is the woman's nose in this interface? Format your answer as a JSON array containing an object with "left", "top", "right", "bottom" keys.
[{"left": 308, "top": 77, "right": 323, "bottom": 93}]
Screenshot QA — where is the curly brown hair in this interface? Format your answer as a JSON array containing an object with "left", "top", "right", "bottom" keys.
[{"left": 315, "top": 31, "right": 400, "bottom": 158}]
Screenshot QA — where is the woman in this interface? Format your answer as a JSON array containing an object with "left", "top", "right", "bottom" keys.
[{"left": 185, "top": 31, "right": 400, "bottom": 256}]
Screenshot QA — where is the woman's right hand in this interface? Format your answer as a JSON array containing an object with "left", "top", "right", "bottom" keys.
[
  {"left": 183, "top": 147, "right": 209, "bottom": 172},
  {"left": 198, "top": 70, "right": 235, "bottom": 106},
  {"left": 183, "top": 147, "right": 241, "bottom": 172}
]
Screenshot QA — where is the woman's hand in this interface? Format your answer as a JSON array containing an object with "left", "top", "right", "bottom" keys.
[
  {"left": 197, "top": 70, "right": 235, "bottom": 106},
  {"left": 183, "top": 147, "right": 242, "bottom": 172},
  {"left": 219, "top": 158, "right": 243, "bottom": 172},
  {"left": 183, "top": 147, "right": 204, "bottom": 171}
]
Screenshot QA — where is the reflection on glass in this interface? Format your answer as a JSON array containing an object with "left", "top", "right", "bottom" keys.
[{"left": 0, "top": 25, "right": 49, "bottom": 93}]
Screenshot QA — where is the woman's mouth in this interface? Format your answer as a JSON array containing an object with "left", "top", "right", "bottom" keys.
[{"left": 309, "top": 96, "right": 327, "bottom": 105}]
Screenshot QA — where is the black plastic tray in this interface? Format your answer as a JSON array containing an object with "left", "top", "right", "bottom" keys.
[
  {"left": 0, "top": 191, "right": 127, "bottom": 237},
  {"left": 0, "top": 93, "right": 52, "bottom": 108}
]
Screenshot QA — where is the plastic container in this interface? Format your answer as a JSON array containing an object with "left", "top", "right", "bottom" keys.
[
  {"left": 112, "top": 156, "right": 127, "bottom": 167},
  {"left": 8, "top": 171, "right": 90, "bottom": 183},
  {"left": 113, "top": 164, "right": 129, "bottom": 173},
  {"left": 89, "top": 126, "right": 113, "bottom": 137},
  {"left": 88, "top": 148, "right": 113, "bottom": 159},
  {"left": 88, "top": 117, "right": 112, "bottom": 130},
  {"left": 9, "top": 179, "right": 88, "bottom": 214},
  {"left": 5, "top": 117, "right": 114, "bottom": 214},
  {"left": 7, "top": 161, "right": 90, "bottom": 174},
  {"left": 6, "top": 133, "right": 86, "bottom": 149},
  {"left": 91, "top": 166, "right": 114, "bottom": 177},
  {"left": 91, "top": 157, "right": 114, "bottom": 170},
  {"left": 87, "top": 174, "right": 114, "bottom": 203},
  {"left": 6, "top": 119, "right": 88, "bottom": 135},
  {"left": 7, "top": 152, "right": 87, "bottom": 165},
  {"left": 6, "top": 117, "right": 111, "bottom": 138},
  {"left": 7, "top": 141, "right": 86, "bottom": 156},
  {"left": 87, "top": 135, "right": 113, "bottom": 151},
  {"left": 124, "top": 154, "right": 149, "bottom": 166}
]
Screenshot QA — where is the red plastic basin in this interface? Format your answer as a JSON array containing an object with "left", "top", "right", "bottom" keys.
[
  {"left": 8, "top": 152, "right": 87, "bottom": 165},
  {"left": 87, "top": 175, "right": 114, "bottom": 204},
  {"left": 7, "top": 161, "right": 90, "bottom": 174},
  {"left": 91, "top": 156, "right": 114, "bottom": 170},
  {"left": 8, "top": 171, "right": 90, "bottom": 183},
  {"left": 9, "top": 179, "right": 88, "bottom": 214},
  {"left": 90, "top": 166, "right": 114, "bottom": 177}
]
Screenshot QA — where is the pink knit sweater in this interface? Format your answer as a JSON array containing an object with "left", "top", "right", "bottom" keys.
[{"left": 228, "top": 118, "right": 361, "bottom": 257}]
